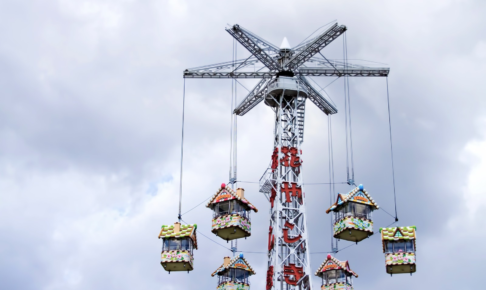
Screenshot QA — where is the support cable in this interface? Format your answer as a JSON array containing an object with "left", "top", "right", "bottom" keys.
[
  {"left": 295, "top": 20, "right": 337, "bottom": 47},
  {"left": 229, "top": 38, "right": 235, "bottom": 186},
  {"left": 386, "top": 77, "right": 399, "bottom": 221},
  {"left": 345, "top": 32, "right": 355, "bottom": 183},
  {"left": 343, "top": 34, "right": 350, "bottom": 183},
  {"left": 181, "top": 195, "right": 212, "bottom": 216},
  {"left": 328, "top": 115, "right": 338, "bottom": 253},
  {"left": 236, "top": 181, "right": 347, "bottom": 185},
  {"left": 177, "top": 78, "right": 186, "bottom": 222},
  {"left": 181, "top": 219, "right": 232, "bottom": 251},
  {"left": 320, "top": 77, "right": 341, "bottom": 91},
  {"left": 234, "top": 42, "right": 238, "bottom": 189},
  {"left": 229, "top": 38, "right": 238, "bottom": 256},
  {"left": 312, "top": 220, "right": 398, "bottom": 254}
]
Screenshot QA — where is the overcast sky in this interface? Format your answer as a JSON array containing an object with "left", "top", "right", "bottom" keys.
[{"left": 1, "top": 0, "right": 485, "bottom": 289}]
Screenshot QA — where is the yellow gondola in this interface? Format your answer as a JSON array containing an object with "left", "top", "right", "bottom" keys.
[
  {"left": 207, "top": 184, "right": 258, "bottom": 241},
  {"left": 380, "top": 226, "right": 417, "bottom": 275},
  {"left": 326, "top": 184, "right": 379, "bottom": 243},
  {"left": 158, "top": 222, "right": 197, "bottom": 273},
  {"left": 211, "top": 254, "right": 255, "bottom": 290},
  {"left": 315, "top": 254, "right": 358, "bottom": 290}
]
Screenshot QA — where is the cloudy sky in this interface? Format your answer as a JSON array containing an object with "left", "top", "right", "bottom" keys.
[{"left": 1, "top": 0, "right": 485, "bottom": 289}]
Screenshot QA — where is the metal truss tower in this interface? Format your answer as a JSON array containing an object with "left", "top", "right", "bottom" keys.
[{"left": 184, "top": 23, "right": 389, "bottom": 290}]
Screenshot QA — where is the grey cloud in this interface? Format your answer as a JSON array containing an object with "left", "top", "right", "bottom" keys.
[{"left": 1, "top": 0, "right": 485, "bottom": 290}]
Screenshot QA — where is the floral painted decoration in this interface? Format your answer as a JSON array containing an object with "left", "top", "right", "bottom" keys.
[
  {"left": 385, "top": 252, "right": 416, "bottom": 265},
  {"left": 212, "top": 214, "right": 251, "bottom": 233},
  {"left": 161, "top": 250, "right": 194, "bottom": 266},
  {"left": 333, "top": 216, "right": 373, "bottom": 235}
]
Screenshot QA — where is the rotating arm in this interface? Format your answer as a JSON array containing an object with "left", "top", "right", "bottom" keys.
[
  {"left": 233, "top": 79, "right": 270, "bottom": 116},
  {"left": 298, "top": 76, "right": 338, "bottom": 115},
  {"left": 226, "top": 24, "right": 281, "bottom": 71},
  {"left": 286, "top": 24, "right": 347, "bottom": 71},
  {"left": 297, "top": 67, "right": 389, "bottom": 77},
  {"left": 184, "top": 71, "right": 275, "bottom": 79}
]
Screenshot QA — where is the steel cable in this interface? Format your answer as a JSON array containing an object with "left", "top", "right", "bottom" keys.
[
  {"left": 345, "top": 32, "right": 355, "bottom": 182},
  {"left": 386, "top": 77, "right": 399, "bottom": 221},
  {"left": 178, "top": 78, "right": 186, "bottom": 221}
]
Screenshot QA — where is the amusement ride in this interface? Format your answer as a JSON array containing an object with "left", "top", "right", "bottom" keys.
[{"left": 158, "top": 21, "right": 417, "bottom": 290}]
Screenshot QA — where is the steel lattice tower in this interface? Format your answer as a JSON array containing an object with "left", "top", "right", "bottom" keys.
[{"left": 184, "top": 23, "right": 389, "bottom": 290}]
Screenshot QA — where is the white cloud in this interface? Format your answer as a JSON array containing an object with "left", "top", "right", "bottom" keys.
[{"left": 1, "top": 0, "right": 486, "bottom": 289}]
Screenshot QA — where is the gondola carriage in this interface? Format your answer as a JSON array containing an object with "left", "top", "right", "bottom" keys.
[
  {"left": 326, "top": 184, "right": 379, "bottom": 243},
  {"left": 158, "top": 222, "right": 197, "bottom": 273},
  {"left": 207, "top": 184, "right": 258, "bottom": 241},
  {"left": 380, "top": 226, "right": 417, "bottom": 275},
  {"left": 315, "top": 254, "right": 358, "bottom": 290},
  {"left": 211, "top": 254, "right": 255, "bottom": 290}
]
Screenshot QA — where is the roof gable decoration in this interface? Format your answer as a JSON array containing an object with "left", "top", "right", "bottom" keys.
[
  {"left": 315, "top": 255, "right": 358, "bottom": 278},
  {"left": 380, "top": 226, "right": 416, "bottom": 241},
  {"left": 394, "top": 229, "right": 404, "bottom": 238},
  {"left": 158, "top": 222, "right": 198, "bottom": 249},
  {"left": 326, "top": 184, "right": 379, "bottom": 213},
  {"left": 206, "top": 184, "right": 258, "bottom": 212},
  {"left": 211, "top": 254, "right": 256, "bottom": 277},
  {"left": 380, "top": 226, "right": 417, "bottom": 253}
]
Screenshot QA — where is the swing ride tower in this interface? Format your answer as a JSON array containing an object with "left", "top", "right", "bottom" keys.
[{"left": 183, "top": 23, "right": 390, "bottom": 290}]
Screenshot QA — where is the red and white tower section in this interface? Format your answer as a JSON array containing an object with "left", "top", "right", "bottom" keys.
[{"left": 259, "top": 77, "right": 312, "bottom": 290}]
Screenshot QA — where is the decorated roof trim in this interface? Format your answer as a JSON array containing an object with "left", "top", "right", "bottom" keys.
[
  {"left": 315, "top": 255, "right": 358, "bottom": 278},
  {"left": 326, "top": 185, "right": 379, "bottom": 213},
  {"left": 158, "top": 223, "right": 198, "bottom": 249},
  {"left": 206, "top": 185, "right": 258, "bottom": 212},
  {"left": 211, "top": 255, "right": 256, "bottom": 277},
  {"left": 380, "top": 226, "right": 417, "bottom": 252}
]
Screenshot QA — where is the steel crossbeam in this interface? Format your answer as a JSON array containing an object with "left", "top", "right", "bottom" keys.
[
  {"left": 298, "top": 67, "right": 390, "bottom": 77},
  {"left": 183, "top": 71, "right": 275, "bottom": 78},
  {"left": 285, "top": 24, "right": 347, "bottom": 71},
  {"left": 226, "top": 24, "right": 281, "bottom": 71},
  {"left": 183, "top": 69, "right": 389, "bottom": 78},
  {"left": 234, "top": 79, "right": 270, "bottom": 116},
  {"left": 298, "top": 76, "right": 337, "bottom": 115}
]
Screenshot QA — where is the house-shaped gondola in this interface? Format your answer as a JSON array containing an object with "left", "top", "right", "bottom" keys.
[
  {"left": 326, "top": 184, "right": 379, "bottom": 243},
  {"left": 380, "top": 226, "right": 417, "bottom": 275},
  {"left": 211, "top": 254, "right": 255, "bottom": 290},
  {"left": 158, "top": 222, "right": 197, "bottom": 272},
  {"left": 207, "top": 184, "right": 258, "bottom": 241},
  {"left": 315, "top": 254, "right": 358, "bottom": 290}
]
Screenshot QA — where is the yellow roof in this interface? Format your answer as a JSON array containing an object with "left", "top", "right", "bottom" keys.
[{"left": 158, "top": 223, "right": 198, "bottom": 249}]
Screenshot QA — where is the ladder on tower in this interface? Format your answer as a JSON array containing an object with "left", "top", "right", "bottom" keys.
[{"left": 297, "top": 97, "right": 306, "bottom": 143}]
